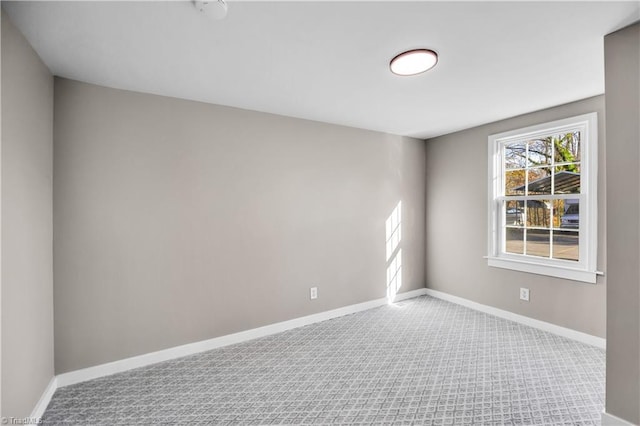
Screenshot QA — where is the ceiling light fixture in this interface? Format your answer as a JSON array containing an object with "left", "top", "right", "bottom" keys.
[
  {"left": 390, "top": 49, "right": 438, "bottom": 76},
  {"left": 194, "top": 0, "right": 228, "bottom": 20}
]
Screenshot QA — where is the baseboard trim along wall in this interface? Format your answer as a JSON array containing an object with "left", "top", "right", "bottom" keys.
[
  {"left": 33, "top": 286, "right": 608, "bottom": 416},
  {"left": 601, "top": 411, "right": 638, "bottom": 426},
  {"left": 55, "top": 288, "right": 428, "bottom": 388},
  {"left": 423, "top": 288, "right": 606, "bottom": 349},
  {"left": 30, "top": 376, "right": 58, "bottom": 420}
]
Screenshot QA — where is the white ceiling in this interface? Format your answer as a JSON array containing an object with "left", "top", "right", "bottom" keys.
[{"left": 4, "top": 1, "right": 639, "bottom": 139}]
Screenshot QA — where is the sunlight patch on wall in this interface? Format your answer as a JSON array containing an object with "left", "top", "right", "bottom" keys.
[{"left": 386, "top": 201, "right": 402, "bottom": 302}]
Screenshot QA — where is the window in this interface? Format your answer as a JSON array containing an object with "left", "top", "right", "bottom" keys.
[{"left": 487, "top": 113, "right": 598, "bottom": 283}]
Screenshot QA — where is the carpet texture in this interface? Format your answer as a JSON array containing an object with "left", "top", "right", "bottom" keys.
[{"left": 42, "top": 295, "right": 605, "bottom": 425}]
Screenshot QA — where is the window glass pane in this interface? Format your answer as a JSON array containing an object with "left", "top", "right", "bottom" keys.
[
  {"left": 553, "top": 131, "right": 581, "bottom": 164},
  {"left": 552, "top": 199, "right": 565, "bottom": 228},
  {"left": 505, "top": 228, "right": 524, "bottom": 255},
  {"left": 553, "top": 231, "right": 579, "bottom": 261},
  {"left": 505, "top": 143, "right": 527, "bottom": 169},
  {"left": 554, "top": 162, "right": 581, "bottom": 173},
  {"left": 527, "top": 167, "right": 552, "bottom": 195},
  {"left": 526, "top": 229, "right": 550, "bottom": 258},
  {"left": 557, "top": 199, "right": 580, "bottom": 229},
  {"left": 526, "top": 200, "right": 550, "bottom": 228},
  {"left": 505, "top": 170, "right": 526, "bottom": 195},
  {"left": 505, "top": 200, "right": 524, "bottom": 227},
  {"left": 553, "top": 231, "right": 580, "bottom": 262},
  {"left": 527, "top": 138, "right": 552, "bottom": 167},
  {"left": 553, "top": 165, "right": 581, "bottom": 194}
]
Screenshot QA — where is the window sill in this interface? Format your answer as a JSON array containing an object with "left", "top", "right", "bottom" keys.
[{"left": 486, "top": 256, "right": 599, "bottom": 284}]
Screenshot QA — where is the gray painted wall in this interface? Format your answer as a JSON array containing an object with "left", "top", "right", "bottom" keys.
[
  {"left": 1, "top": 11, "right": 54, "bottom": 417},
  {"left": 424, "top": 96, "right": 606, "bottom": 338},
  {"left": 53, "top": 78, "right": 426, "bottom": 373},
  {"left": 604, "top": 22, "right": 640, "bottom": 425}
]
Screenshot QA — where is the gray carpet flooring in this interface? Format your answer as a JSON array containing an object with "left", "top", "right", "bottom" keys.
[{"left": 42, "top": 295, "right": 605, "bottom": 425}]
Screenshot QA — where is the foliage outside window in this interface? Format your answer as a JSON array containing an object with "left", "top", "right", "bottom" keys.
[{"left": 487, "top": 113, "right": 598, "bottom": 283}]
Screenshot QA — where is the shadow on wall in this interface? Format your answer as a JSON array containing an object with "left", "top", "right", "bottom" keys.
[{"left": 386, "top": 201, "right": 402, "bottom": 302}]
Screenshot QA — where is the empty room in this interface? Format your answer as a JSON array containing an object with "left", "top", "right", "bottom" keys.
[{"left": 1, "top": 1, "right": 639, "bottom": 425}]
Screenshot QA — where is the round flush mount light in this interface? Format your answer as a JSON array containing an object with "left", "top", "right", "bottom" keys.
[{"left": 390, "top": 49, "right": 438, "bottom": 76}]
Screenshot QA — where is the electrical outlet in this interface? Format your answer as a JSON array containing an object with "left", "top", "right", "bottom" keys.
[
  {"left": 520, "top": 287, "right": 530, "bottom": 302},
  {"left": 310, "top": 287, "right": 318, "bottom": 300}
]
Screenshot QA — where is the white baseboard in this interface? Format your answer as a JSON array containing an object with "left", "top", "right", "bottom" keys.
[
  {"left": 423, "top": 288, "right": 606, "bottom": 349},
  {"left": 602, "top": 411, "right": 638, "bottom": 426},
  {"left": 56, "top": 288, "right": 428, "bottom": 388},
  {"left": 36, "top": 287, "right": 608, "bottom": 418},
  {"left": 30, "top": 376, "right": 57, "bottom": 420}
]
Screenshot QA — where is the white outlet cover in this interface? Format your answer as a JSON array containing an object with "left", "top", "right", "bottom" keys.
[
  {"left": 310, "top": 287, "right": 318, "bottom": 300},
  {"left": 520, "top": 288, "right": 530, "bottom": 301}
]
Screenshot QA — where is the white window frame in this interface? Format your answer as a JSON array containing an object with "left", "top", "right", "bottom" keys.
[{"left": 487, "top": 112, "right": 598, "bottom": 284}]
